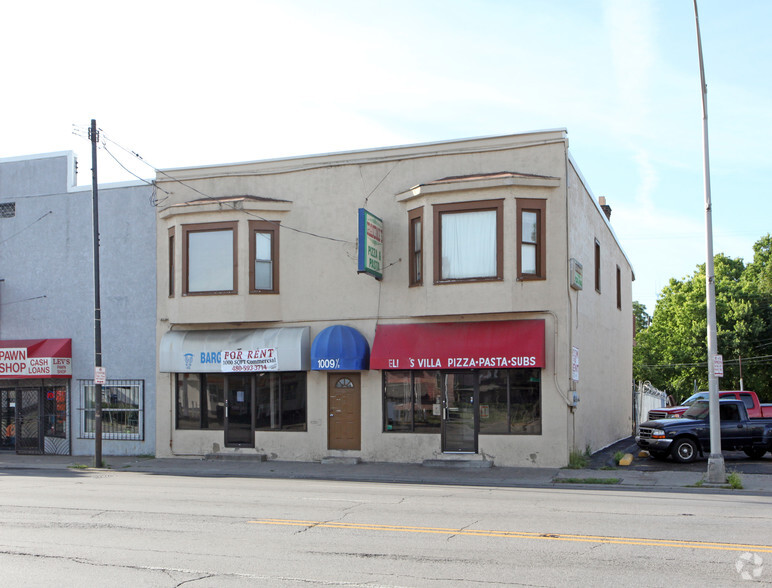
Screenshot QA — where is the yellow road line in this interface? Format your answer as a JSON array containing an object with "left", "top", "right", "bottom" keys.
[{"left": 248, "top": 518, "right": 772, "bottom": 554}]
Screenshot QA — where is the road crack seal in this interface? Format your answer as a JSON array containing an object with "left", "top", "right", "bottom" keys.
[{"left": 447, "top": 519, "right": 479, "bottom": 541}]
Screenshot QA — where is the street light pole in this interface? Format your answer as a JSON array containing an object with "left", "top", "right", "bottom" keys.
[{"left": 693, "top": 0, "right": 725, "bottom": 483}]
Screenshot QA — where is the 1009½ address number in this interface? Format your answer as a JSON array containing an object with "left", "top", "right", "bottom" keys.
[{"left": 316, "top": 359, "right": 341, "bottom": 369}]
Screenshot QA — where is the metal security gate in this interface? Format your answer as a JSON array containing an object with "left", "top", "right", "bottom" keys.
[
  {"left": 0, "top": 386, "right": 70, "bottom": 455},
  {"left": 16, "top": 388, "right": 44, "bottom": 455},
  {"left": 1, "top": 390, "right": 16, "bottom": 451}
]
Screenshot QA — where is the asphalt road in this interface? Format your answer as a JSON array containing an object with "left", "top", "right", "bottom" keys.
[{"left": 1, "top": 467, "right": 770, "bottom": 586}]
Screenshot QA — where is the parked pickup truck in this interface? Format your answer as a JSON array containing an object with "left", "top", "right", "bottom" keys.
[
  {"left": 648, "top": 390, "right": 772, "bottom": 420},
  {"left": 637, "top": 399, "right": 772, "bottom": 463}
]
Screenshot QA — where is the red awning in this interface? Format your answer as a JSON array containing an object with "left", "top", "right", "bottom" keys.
[
  {"left": 0, "top": 339, "right": 72, "bottom": 379},
  {"left": 370, "top": 320, "right": 544, "bottom": 370}
]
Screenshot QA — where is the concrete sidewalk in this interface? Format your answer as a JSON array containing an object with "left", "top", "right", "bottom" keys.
[{"left": 0, "top": 452, "right": 769, "bottom": 494}]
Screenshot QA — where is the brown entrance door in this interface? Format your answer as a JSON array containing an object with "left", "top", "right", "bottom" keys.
[{"left": 327, "top": 374, "right": 361, "bottom": 450}]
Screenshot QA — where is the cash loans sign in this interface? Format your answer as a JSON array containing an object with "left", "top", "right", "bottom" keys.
[{"left": 357, "top": 208, "right": 383, "bottom": 280}]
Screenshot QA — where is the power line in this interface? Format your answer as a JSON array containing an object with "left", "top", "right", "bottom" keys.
[
  {"left": 0, "top": 211, "right": 53, "bottom": 245},
  {"left": 0, "top": 295, "right": 47, "bottom": 306},
  {"left": 95, "top": 130, "right": 354, "bottom": 246},
  {"left": 101, "top": 143, "right": 163, "bottom": 190},
  {"left": 639, "top": 354, "right": 772, "bottom": 369}
]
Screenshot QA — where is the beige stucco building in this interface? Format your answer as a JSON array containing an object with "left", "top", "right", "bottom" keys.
[{"left": 155, "top": 129, "right": 634, "bottom": 467}]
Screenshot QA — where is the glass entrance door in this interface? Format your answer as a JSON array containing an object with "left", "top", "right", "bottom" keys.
[
  {"left": 224, "top": 375, "right": 254, "bottom": 447},
  {"left": 442, "top": 372, "right": 477, "bottom": 453}
]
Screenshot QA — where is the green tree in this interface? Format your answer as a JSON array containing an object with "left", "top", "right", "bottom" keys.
[
  {"left": 634, "top": 236, "right": 772, "bottom": 402},
  {"left": 739, "top": 234, "right": 772, "bottom": 399},
  {"left": 633, "top": 300, "right": 651, "bottom": 336}
]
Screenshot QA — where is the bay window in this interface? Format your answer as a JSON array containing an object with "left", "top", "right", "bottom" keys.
[
  {"left": 516, "top": 198, "right": 546, "bottom": 279},
  {"left": 408, "top": 207, "right": 423, "bottom": 286},
  {"left": 249, "top": 220, "right": 279, "bottom": 293},
  {"left": 182, "top": 221, "right": 238, "bottom": 295},
  {"left": 433, "top": 200, "right": 503, "bottom": 283}
]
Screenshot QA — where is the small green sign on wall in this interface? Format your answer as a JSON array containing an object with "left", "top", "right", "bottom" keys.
[
  {"left": 358, "top": 208, "right": 383, "bottom": 280},
  {"left": 570, "top": 258, "right": 583, "bottom": 290}
]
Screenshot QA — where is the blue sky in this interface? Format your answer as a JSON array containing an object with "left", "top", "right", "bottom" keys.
[{"left": 2, "top": 0, "right": 770, "bottom": 313}]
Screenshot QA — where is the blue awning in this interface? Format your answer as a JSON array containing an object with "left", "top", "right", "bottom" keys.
[{"left": 311, "top": 325, "right": 370, "bottom": 371}]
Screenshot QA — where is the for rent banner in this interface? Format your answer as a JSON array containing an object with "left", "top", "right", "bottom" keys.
[{"left": 220, "top": 348, "right": 279, "bottom": 372}]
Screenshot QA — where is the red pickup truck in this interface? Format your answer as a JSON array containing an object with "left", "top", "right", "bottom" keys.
[{"left": 648, "top": 390, "right": 772, "bottom": 420}]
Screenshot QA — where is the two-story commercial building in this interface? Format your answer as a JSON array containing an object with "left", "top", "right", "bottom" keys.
[
  {"left": 0, "top": 152, "right": 157, "bottom": 456},
  {"left": 155, "top": 129, "right": 633, "bottom": 467}
]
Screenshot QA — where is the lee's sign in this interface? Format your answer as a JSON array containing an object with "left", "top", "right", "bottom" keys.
[
  {"left": 0, "top": 348, "right": 72, "bottom": 377},
  {"left": 221, "top": 348, "right": 278, "bottom": 372}
]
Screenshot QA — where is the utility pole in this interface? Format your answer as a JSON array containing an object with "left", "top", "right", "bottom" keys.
[
  {"left": 89, "top": 119, "right": 103, "bottom": 468},
  {"left": 693, "top": 1, "right": 725, "bottom": 483}
]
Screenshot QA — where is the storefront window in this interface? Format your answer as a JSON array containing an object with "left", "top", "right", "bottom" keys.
[
  {"left": 277, "top": 372, "right": 306, "bottom": 430},
  {"left": 80, "top": 380, "right": 144, "bottom": 440},
  {"left": 384, "top": 371, "right": 412, "bottom": 432},
  {"left": 383, "top": 371, "right": 441, "bottom": 433},
  {"left": 175, "top": 374, "right": 224, "bottom": 430},
  {"left": 176, "top": 373, "right": 202, "bottom": 429},
  {"left": 478, "top": 370, "right": 509, "bottom": 434},
  {"left": 477, "top": 368, "right": 542, "bottom": 435},
  {"left": 44, "top": 386, "right": 67, "bottom": 438},
  {"left": 204, "top": 375, "right": 225, "bottom": 430},
  {"left": 413, "top": 371, "right": 441, "bottom": 431},
  {"left": 383, "top": 369, "right": 541, "bottom": 435},
  {"left": 509, "top": 369, "right": 542, "bottom": 434},
  {"left": 255, "top": 372, "right": 307, "bottom": 431},
  {"left": 177, "top": 372, "right": 306, "bottom": 432}
]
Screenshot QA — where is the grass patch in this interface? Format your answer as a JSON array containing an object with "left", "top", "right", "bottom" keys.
[
  {"left": 555, "top": 477, "right": 621, "bottom": 485},
  {"left": 613, "top": 450, "right": 625, "bottom": 465},
  {"left": 69, "top": 461, "right": 109, "bottom": 469},
  {"left": 727, "top": 471, "right": 743, "bottom": 490},
  {"left": 567, "top": 445, "right": 591, "bottom": 469},
  {"left": 690, "top": 472, "right": 743, "bottom": 490}
]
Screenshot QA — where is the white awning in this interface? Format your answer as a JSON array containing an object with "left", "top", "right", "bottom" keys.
[{"left": 159, "top": 328, "right": 310, "bottom": 373}]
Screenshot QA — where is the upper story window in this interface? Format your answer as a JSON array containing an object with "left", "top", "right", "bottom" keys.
[
  {"left": 182, "top": 221, "right": 238, "bottom": 295},
  {"left": 516, "top": 198, "right": 546, "bottom": 280},
  {"left": 433, "top": 199, "right": 503, "bottom": 283},
  {"left": 0, "top": 202, "right": 15, "bottom": 218},
  {"left": 594, "top": 239, "right": 601, "bottom": 293},
  {"left": 616, "top": 265, "right": 621, "bottom": 309},
  {"left": 168, "top": 227, "right": 175, "bottom": 297},
  {"left": 408, "top": 207, "right": 423, "bottom": 286},
  {"left": 249, "top": 220, "right": 279, "bottom": 293}
]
